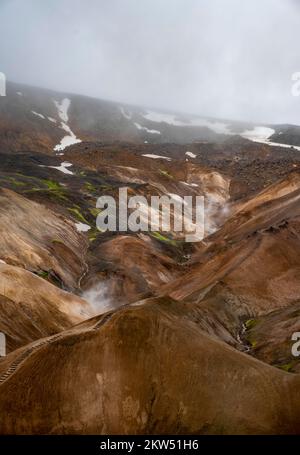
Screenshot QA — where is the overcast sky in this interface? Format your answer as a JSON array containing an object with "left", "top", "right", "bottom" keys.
[{"left": 0, "top": 0, "right": 300, "bottom": 124}]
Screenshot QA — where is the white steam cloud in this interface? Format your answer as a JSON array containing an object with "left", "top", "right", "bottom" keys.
[{"left": 82, "top": 281, "right": 115, "bottom": 315}]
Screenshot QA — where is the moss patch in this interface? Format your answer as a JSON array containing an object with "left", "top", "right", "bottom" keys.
[
  {"left": 150, "top": 231, "right": 179, "bottom": 247},
  {"left": 35, "top": 270, "right": 49, "bottom": 279},
  {"left": 42, "top": 179, "right": 61, "bottom": 191},
  {"left": 159, "top": 169, "right": 173, "bottom": 179},
  {"left": 24, "top": 179, "right": 69, "bottom": 200},
  {"left": 84, "top": 182, "right": 97, "bottom": 193},
  {"left": 52, "top": 238, "right": 65, "bottom": 245},
  {"left": 275, "top": 362, "right": 294, "bottom": 373},
  {"left": 245, "top": 318, "right": 258, "bottom": 330},
  {"left": 68, "top": 206, "right": 89, "bottom": 224},
  {"left": 8, "top": 177, "right": 26, "bottom": 187},
  {"left": 89, "top": 207, "right": 102, "bottom": 217}
]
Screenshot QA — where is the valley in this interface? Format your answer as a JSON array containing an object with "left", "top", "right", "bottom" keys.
[{"left": 0, "top": 82, "right": 299, "bottom": 434}]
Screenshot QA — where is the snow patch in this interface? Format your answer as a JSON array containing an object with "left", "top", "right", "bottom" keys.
[
  {"left": 134, "top": 122, "right": 161, "bottom": 135},
  {"left": 53, "top": 98, "right": 81, "bottom": 152},
  {"left": 240, "top": 126, "right": 300, "bottom": 151},
  {"left": 119, "top": 106, "right": 132, "bottom": 120},
  {"left": 143, "top": 111, "right": 185, "bottom": 125},
  {"left": 142, "top": 154, "right": 172, "bottom": 161},
  {"left": 143, "top": 110, "right": 231, "bottom": 134},
  {"left": 54, "top": 124, "right": 81, "bottom": 152},
  {"left": 48, "top": 117, "right": 57, "bottom": 123},
  {"left": 185, "top": 151, "right": 197, "bottom": 158},
  {"left": 264, "top": 141, "right": 300, "bottom": 151},
  {"left": 50, "top": 161, "right": 73, "bottom": 175},
  {"left": 141, "top": 110, "right": 300, "bottom": 151},
  {"left": 31, "top": 111, "right": 45, "bottom": 119},
  {"left": 241, "top": 126, "right": 275, "bottom": 142},
  {"left": 180, "top": 181, "right": 199, "bottom": 187},
  {"left": 16, "top": 91, "right": 23, "bottom": 96},
  {"left": 54, "top": 98, "right": 70, "bottom": 122},
  {"left": 75, "top": 222, "right": 91, "bottom": 232}
]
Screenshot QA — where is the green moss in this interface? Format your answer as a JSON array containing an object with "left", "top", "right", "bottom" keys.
[
  {"left": 87, "top": 228, "right": 99, "bottom": 242},
  {"left": 48, "top": 189, "right": 68, "bottom": 201},
  {"left": 245, "top": 318, "right": 258, "bottom": 330},
  {"left": 9, "top": 177, "right": 25, "bottom": 186},
  {"left": 276, "top": 362, "right": 293, "bottom": 373},
  {"left": 25, "top": 187, "right": 68, "bottom": 201},
  {"left": 84, "top": 182, "right": 97, "bottom": 193},
  {"left": 244, "top": 319, "right": 259, "bottom": 350},
  {"left": 89, "top": 207, "right": 102, "bottom": 217},
  {"left": 36, "top": 270, "right": 49, "bottom": 279},
  {"left": 99, "top": 184, "right": 113, "bottom": 191},
  {"left": 68, "top": 207, "right": 89, "bottom": 224},
  {"left": 52, "top": 238, "right": 64, "bottom": 245},
  {"left": 42, "top": 179, "right": 61, "bottom": 191},
  {"left": 88, "top": 232, "right": 98, "bottom": 242},
  {"left": 159, "top": 169, "right": 173, "bottom": 179},
  {"left": 150, "top": 231, "right": 178, "bottom": 247},
  {"left": 30, "top": 179, "right": 68, "bottom": 200}
]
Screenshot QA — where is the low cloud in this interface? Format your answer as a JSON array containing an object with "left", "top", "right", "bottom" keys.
[{"left": 0, "top": 0, "right": 300, "bottom": 124}]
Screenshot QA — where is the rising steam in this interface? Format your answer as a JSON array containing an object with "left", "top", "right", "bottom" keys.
[{"left": 82, "top": 281, "right": 115, "bottom": 315}]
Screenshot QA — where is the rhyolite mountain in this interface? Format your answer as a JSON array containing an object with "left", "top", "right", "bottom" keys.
[
  {"left": 1, "top": 80, "right": 300, "bottom": 154},
  {"left": 0, "top": 81, "right": 299, "bottom": 434}
]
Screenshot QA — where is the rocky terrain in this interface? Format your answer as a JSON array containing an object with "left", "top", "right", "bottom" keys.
[
  {"left": 0, "top": 83, "right": 299, "bottom": 434},
  {"left": 2, "top": 81, "right": 300, "bottom": 154}
]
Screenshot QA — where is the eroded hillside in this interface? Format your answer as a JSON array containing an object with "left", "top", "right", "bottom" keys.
[{"left": 0, "top": 134, "right": 299, "bottom": 433}]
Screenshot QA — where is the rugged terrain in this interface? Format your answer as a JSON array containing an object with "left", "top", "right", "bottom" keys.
[
  {"left": 0, "top": 83, "right": 299, "bottom": 434},
  {"left": 2, "top": 81, "right": 300, "bottom": 154}
]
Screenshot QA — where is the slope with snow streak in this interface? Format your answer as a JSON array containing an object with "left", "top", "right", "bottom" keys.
[
  {"left": 142, "top": 153, "right": 171, "bottom": 161},
  {"left": 143, "top": 110, "right": 300, "bottom": 150},
  {"left": 53, "top": 98, "right": 81, "bottom": 153},
  {"left": 119, "top": 106, "right": 132, "bottom": 120},
  {"left": 241, "top": 126, "right": 300, "bottom": 151},
  {"left": 143, "top": 110, "right": 232, "bottom": 134},
  {"left": 31, "top": 111, "right": 46, "bottom": 120},
  {"left": 50, "top": 161, "right": 73, "bottom": 175},
  {"left": 134, "top": 122, "right": 161, "bottom": 135},
  {"left": 241, "top": 126, "right": 275, "bottom": 142},
  {"left": 185, "top": 151, "right": 197, "bottom": 158}
]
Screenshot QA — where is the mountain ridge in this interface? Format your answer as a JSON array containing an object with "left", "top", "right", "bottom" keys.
[{"left": 1, "top": 81, "right": 300, "bottom": 154}]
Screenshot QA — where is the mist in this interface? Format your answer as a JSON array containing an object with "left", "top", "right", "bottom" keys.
[
  {"left": 82, "top": 281, "right": 116, "bottom": 316},
  {"left": 0, "top": 0, "right": 300, "bottom": 124}
]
